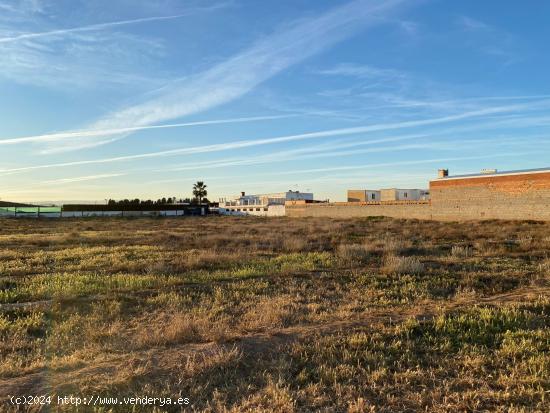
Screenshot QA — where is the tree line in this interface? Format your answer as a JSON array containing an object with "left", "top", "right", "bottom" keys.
[{"left": 105, "top": 181, "right": 209, "bottom": 206}]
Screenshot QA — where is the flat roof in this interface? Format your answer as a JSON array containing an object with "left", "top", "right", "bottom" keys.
[{"left": 434, "top": 167, "right": 550, "bottom": 181}]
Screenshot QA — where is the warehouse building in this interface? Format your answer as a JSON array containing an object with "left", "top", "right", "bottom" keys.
[{"left": 380, "top": 188, "right": 430, "bottom": 201}]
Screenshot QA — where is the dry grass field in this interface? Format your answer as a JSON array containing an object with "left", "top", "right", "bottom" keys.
[{"left": 0, "top": 216, "right": 549, "bottom": 412}]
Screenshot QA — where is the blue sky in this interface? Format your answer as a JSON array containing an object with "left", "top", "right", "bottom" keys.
[{"left": 1, "top": 0, "right": 549, "bottom": 202}]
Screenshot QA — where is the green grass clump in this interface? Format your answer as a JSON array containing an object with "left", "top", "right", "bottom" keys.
[
  {"left": 230, "top": 252, "right": 333, "bottom": 278},
  {"left": 1, "top": 273, "right": 181, "bottom": 303},
  {"left": 288, "top": 305, "right": 549, "bottom": 411}
]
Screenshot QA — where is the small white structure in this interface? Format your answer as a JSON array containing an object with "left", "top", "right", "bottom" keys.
[
  {"left": 219, "top": 190, "right": 313, "bottom": 216},
  {"left": 380, "top": 188, "right": 430, "bottom": 201},
  {"left": 365, "top": 190, "right": 381, "bottom": 201}
]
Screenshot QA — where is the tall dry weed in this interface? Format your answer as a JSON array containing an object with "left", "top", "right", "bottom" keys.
[
  {"left": 450, "top": 245, "right": 473, "bottom": 258},
  {"left": 337, "top": 244, "right": 371, "bottom": 264},
  {"left": 383, "top": 255, "right": 424, "bottom": 275}
]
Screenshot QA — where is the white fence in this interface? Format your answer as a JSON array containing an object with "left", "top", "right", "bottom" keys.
[{"left": 219, "top": 204, "right": 286, "bottom": 217}]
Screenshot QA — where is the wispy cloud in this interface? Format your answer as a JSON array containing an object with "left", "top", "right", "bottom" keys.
[
  {"left": 0, "top": 2, "right": 229, "bottom": 89},
  {"left": 397, "top": 20, "right": 419, "bottom": 36},
  {"left": 456, "top": 16, "right": 492, "bottom": 32},
  {"left": 0, "top": 2, "right": 16, "bottom": 13},
  {"left": 0, "top": 173, "right": 127, "bottom": 198},
  {"left": 0, "top": 25, "right": 167, "bottom": 90},
  {"left": 455, "top": 15, "right": 520, "bottom": 65},
  {"left": 0, "top": 104, "right": 528, "bottom": 175},
  {"left": 0, "top": 0, "right": 45, "bottom": 16},
  {"left": 44, "top": 0, "right": 411, "bottom": 152},
  {"left": 315, "top": 62, "right": 405, "bottom": 81}
]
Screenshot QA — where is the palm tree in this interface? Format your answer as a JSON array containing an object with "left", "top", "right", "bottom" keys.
[{"left": 192, "top": 181, "right": 208, "bottom": 205}]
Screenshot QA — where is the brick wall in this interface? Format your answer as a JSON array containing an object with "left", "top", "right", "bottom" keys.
[{"left": 429, "top": 171, "right": 550, "bottom": 221}]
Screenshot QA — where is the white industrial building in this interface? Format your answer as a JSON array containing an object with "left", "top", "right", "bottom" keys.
[
  {"left": 219, "top": 191, "right": 313, "bottom": 216},
  {"left": 380, "top": 188, "right": 430, "bottom": 201},
  {"left": 348, "top": 188, "right": 429, "bottom": 202}
]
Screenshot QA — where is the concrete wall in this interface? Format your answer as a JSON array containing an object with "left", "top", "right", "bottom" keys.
[{"left": 286, "top": 201, "right": 432, "bottom": 219}]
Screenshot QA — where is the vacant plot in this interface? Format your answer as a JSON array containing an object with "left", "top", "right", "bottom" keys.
[{"left": 0, "top": 216, "right": 548, "bottom": 412}]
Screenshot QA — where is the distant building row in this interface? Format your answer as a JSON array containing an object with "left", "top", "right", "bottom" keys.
[
  {"left": 287, "top": 166, "right": 550, "bottom": 221},
  {"left": 219, "top": 190, "right": 314, "bottom": 216},
  {"left": 347, "top": 188, "right": 429, "bottom": 202}
]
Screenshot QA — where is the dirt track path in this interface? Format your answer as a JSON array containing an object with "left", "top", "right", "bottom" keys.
[{"left": 1, "top": 285, "right": 548, "bottom": 399}]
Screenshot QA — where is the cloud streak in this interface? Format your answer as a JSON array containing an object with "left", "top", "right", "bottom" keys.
[
  {"left": 41, "top": 173, "right": 126, "bottom": 185},
  {"left": 162, "top": 134, "right": 532, "bottom": 173},
  {"left": 0, "top": 12, "right": 205, "bottom": 44},
  {"left": 316, "top": 62, "right": 405, "bottom": 80},
  {"left": 0, "top": 115, "right": 294, "bottom": 146},
  {"left": 165, "top": 142, "right": 437, "bottom": 172},
  {"left": 243, "top": 151, "right": 538, "bottom": 178},
  {"left": 0, "top": 104, "right": 528, "bottom": 175}
]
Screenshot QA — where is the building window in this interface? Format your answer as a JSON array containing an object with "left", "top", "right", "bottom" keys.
[
  {"left": 256, "top": 208, "right": 260, "bottom": 211},
  {"left": 404, "top": 192, "right": 408, "bottom": 198},
  {"left": 371, "top": 193, "right": 375, "bottom": 200},
  {"left": 237, "top": 208, "right": 241, "bottom": 212},
  {"left": 264, "top": 208, "right": 268, "bottom": 211}
]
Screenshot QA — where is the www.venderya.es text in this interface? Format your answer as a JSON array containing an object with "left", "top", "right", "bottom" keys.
[{"left": 9, "top": 395, "right": 190, "bottom": 407}]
